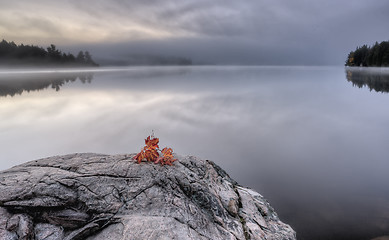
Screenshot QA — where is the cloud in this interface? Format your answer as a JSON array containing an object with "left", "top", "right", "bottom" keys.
[{"left": 0, "top": 0, "right": 388, "bottom": 65}]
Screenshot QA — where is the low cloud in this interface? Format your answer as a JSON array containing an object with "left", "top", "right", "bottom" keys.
[{"left": 1, "top": 0, "right": 388, "bottom": 65}]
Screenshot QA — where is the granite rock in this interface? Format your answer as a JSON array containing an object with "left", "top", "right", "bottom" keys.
[{"left": 0, "top": 153, "right": 296, "bottom": 240}]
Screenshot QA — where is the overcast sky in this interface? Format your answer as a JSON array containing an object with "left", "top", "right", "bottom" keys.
[{"left": 1, "top": 0, "right": 388, "bottom": 65}]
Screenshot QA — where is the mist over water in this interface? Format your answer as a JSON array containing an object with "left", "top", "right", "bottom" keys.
[{"left": 0, "top": 66, "right": 389, "bottom": 239}]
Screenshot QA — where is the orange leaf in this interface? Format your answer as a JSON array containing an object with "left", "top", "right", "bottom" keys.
[
  {"left": 145, "top": 148, "right": 159, "bottom": 162},
  {"left": 135, "top": 135, "right": 177, "bottom": 166},
  {"left": 145, "top": 136, "right": 159, "bottom": 150},
  {"left": 133, "top": 150, "right": 145, "bottom": 163},
  {"left": 156, "top": 147, "right": 177, "bottom": 166}
]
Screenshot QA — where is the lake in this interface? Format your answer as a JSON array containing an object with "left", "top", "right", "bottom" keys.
[{"left": 1, "top": 66, "right": 389, "bottom": 239}]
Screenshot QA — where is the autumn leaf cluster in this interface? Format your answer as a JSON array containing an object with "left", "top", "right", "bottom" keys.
[{"left": 134, "top": 136, "right": 177, "bottom": 166}]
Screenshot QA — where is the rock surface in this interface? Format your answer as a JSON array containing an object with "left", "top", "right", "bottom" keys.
[{"left": 0, "top": 153, "right": 296, "bottom": 240}]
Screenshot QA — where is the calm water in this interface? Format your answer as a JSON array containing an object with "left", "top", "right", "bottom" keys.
[{"left": 1, "top": 66, "right": 389, "bottom": 239}]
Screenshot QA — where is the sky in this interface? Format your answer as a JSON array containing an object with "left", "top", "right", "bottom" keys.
[{"left": 0, "top": 0, "right": 389, "bottom": 65}]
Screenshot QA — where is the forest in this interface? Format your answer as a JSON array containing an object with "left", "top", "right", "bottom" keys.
[
  {"left": 346, "top": 40, "right": 389, "bottom": 67},
  {"left": 0, "top": 39, "right": 98, "bottom": 67}
]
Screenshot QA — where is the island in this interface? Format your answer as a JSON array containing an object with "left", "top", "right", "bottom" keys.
[
  {"left": 0, "top": 40, "right": 98, "bottom": 67},
  {"left": 345, "top": 40, "right": 389, "bottom": 67},
  {"left": 0, "top": 153, "right": 296, "bottom": 240}
]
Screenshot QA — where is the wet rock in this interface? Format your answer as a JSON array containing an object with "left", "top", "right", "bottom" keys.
[{"left": 0, "top": 153, "right": 296, "bottom": 239}]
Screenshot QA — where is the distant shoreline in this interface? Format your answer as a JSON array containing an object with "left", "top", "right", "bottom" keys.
[{"left": 0, "top": 39, "right": 99, "bottom": 67}]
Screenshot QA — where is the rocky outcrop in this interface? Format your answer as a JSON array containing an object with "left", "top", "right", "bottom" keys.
[{"left": 0, "top": 153, "right": 296, "bottom": 240}]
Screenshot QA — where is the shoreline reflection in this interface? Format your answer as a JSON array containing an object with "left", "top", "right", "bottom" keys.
[
  {"left": 346, "top": 68, "right": 389, "bottom": 93},
  {"left": 0, "top": 72, "right": 94, "bottom": 97}
]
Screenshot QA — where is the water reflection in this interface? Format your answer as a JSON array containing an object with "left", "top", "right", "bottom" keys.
[
  {"left": 0, "top": 72, "right": 93, "bottom": 97},
  {"left": 346, "top": 67, "right": 389, "bottom": 93},
  {"left": 1, "top": 66, "right": 389, "bottom": 240}
]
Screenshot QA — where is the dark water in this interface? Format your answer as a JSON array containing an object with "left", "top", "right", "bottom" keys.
[{"left": 1, "top": 66, "right": 389, "bottom": 239}]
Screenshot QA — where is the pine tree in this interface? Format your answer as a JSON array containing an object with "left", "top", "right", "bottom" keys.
[{"left": 76, "top": 51, "right": 85, "bottom": 64}]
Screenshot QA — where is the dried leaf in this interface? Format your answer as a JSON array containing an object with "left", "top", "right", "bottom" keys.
[
  {"left": 145, "top": 136, "right": 159, "bottom": 150},
  {"left": 144, "top": 147, "right": 159, "bottom": 162},
  {"left": 134, "top": 135, "right": 177, "bottom": 166},
  {"left": 157, "top": 147, "right": 177, "bottom": 166},
  {"left": 134, "top": 151, "right": 145, "bottom": 164}
]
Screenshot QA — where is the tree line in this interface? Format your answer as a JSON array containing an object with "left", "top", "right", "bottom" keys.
[
  {"left": 346, "top": 40, "right": 389, "bottom": 67},
  {"left": 0, "top": 39, "right": 98, "bottom": 67}
]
